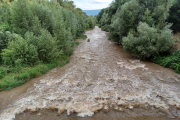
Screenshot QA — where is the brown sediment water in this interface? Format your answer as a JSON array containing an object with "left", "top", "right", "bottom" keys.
[{"left": 0, "top": 26, "right": 180, "bottom": 120}]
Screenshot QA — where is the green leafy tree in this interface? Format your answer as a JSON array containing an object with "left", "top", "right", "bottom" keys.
[
  {"left": 1, "top": 0, "right": 95, "bottom": 67},
  {"left": 97, "top": 0, "right": 175, "bottom": 58},
  {"left": 0, "top": 0, "right": 11, "bottom": 25},
  {"left": 10, "top": 0, "right": 34, "bottom": 35},
  {"left": 0, "top": 30, "right": 17, "bottom": 60},
  {"left": 31, "top": 2, "right": 54, "bottom": 35},
  {"left": 110, "top": 0, "right": 140, "bottom": 44},
  {"left": 2, "top": 35, "right": 38, "bottom": 66},
  {"left": 142, "top": 8, "right": 154, "bottom": 26},
  {"left": 25, "top": 29, "right": 61, "bottom": 63},
  {"left": 123, "top": 22, "right": 173, "bottom": 59},
  {"left": 167, "top": 0, "right": 180, "bottom": 33}
]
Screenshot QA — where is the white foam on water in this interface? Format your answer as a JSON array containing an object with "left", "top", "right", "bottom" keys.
[
  {"left": 77, "top": 111, "right": 94, "bottom": 117},
  {"left": 117, "top": 60, "right": 147, "bottom": 70}
]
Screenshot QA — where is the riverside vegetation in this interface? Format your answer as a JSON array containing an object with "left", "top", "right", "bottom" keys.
[
  {"left": 97, "top": 0, "right": 180, "bottom": 73},
  {"left": 0, "top": 0, "right": 96, "bottom": 91}
]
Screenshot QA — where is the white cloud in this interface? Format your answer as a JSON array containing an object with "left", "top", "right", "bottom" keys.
[{"left": 74, "top": 0, "right": 113, "bottom": 10}]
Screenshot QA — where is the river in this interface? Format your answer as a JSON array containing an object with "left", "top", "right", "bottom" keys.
[{"left": 0, "top": 26, "right": 180, "bottom": 120}]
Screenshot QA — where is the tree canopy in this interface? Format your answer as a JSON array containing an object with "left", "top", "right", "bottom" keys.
[
  {"left": 0, "top": 0, "right": 96, "bottom": 65},
  {"left": 97, "top": 0, "right": 176, "bottom": 59}
]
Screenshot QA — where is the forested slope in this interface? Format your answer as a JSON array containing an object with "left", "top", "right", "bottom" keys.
[{"left": 0, "top": 0, "right": 96, "bottom": 91}]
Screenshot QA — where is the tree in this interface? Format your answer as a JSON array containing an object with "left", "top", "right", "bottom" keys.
[
  {"left": 167, "top": 0, "right": 180, "bottom": 33},
  {"left": 110, "top": 0, "right": 140, "bottom": 44},
  {"left": 2, "top": 35, "right": 38, "bottom": 66},
  {"left": 123, "top": 22, "right": 173, "bottom": 59},
  {"left": 97, "top": 0, "right": 175, "bottom": 58},
  {"left": 10, "top": 0, "right": 35, "bottom": 35}
]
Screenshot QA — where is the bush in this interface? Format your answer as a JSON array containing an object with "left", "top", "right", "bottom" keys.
[
  {"left": 122, "top": 22, "right": 173, "bottom": 59},
  {"left": 87, "top": 17, "right": 95, "bottom": 29},
  {"left": 25, "top": 30, "right": 62, "bottom": 62},
  {"left": 52, "top": 9, "right": 75, "bottom": 56},
  {"left": 0, "top": 2, "right": 11, "bottom": 25},
  {"left": 2, "top": 35, "right": 38, "bottom": 66},
  {"left": 14, "top": 72, "right": 29, "bottom": 81},
  {"left": 10, "top": 0, "right": 34, "bottom": 35},
  {"left": 167, "top": 0, "right": 180, "bottom": 33},
  {"left": 0, "top": 31, "right": 17, "bottom": 60},
  {"left": 110, "top": 0, "right": 140, "bottom": 44},
  {"left": 0, "top": 23, "right": 12, "bottom": 32},
  {"left": 31, "top": 3, "right": 54, "bottom": 35}
]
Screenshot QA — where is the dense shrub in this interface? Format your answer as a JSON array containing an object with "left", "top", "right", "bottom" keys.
[
  {"left": 0, "top": 1, "right": 11, "bottom": 25},
  {"left": 2, "top": 35, "right": 38, "bottom": 66},
  {"left": 97, "top": 0, "right": 131, "bottom": 32},
  {"left": 167, "top": 0, "right": 180, "bottom": 33},
  {"left": 25, "top": 30, "right": 61, "bottom": 63},
  {"left": 100, "top": 12, "right": 109, "bottom": 31},
  {"left": 123, "top": 22, "right": 173, "bottom": 59},
  {"left": 0, "top": 23, "right": 12, "bottom": 32},
  {"left": 0, "top": 30, "right": 17, "bottom": 60},
  {"left": 52, "top": 8, "right": 74, "bottom": 56},
  {"left": 31, "top": 3, "right": 54, "bottom": 35},
  {"left": 110, "top": 0, "right": 140, "bottom": 43},
  {"left": 10, "top": 0, "right": 34, "bottom": 36},
  {"left": 76, "top": 17, "right": 86, "bottom": 36},
  {"left": 86, "top": 17, "right": 96, "bottom": 29}
]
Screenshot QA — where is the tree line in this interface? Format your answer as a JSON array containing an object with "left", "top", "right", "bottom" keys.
[
  {"left": 0, "top": 0, "right": 96, "bottom": 66},
  {"left": 97, "top": 0, "right": 180, "bottom": 73},
  {"left": 97, "top": 0, "right": 180, "bottom": 58}
]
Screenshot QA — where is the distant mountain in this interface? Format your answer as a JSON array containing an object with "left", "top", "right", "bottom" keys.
[{"left": 83, "top": 9, "right": 102, "bottom": 16}]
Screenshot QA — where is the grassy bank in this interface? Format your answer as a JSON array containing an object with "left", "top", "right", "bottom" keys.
[
  {"left": 151, "top": 50, "right": 180, "bottom": 74},
  {"left": 0, "top": 55, "right": 69, "bottom": 91}
]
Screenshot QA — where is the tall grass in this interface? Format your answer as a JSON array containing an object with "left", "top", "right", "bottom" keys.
[
  {"left": 0, "top": 55, "right": 69, "bottom": 91},
  {"left": 151, "top": 50, "right": 180, "bottom": 73},
  {"left": 76, "top": 35, "right": 87, "bottom": 40}
]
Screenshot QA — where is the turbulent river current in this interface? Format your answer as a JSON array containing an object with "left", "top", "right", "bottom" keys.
[{"left": 0, "top": 26, "right": 180, "bottom": 120}]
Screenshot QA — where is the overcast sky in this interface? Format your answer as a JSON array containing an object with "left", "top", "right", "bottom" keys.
[{"left": 73, "top": 0, "right": 113, "bottom": 10}]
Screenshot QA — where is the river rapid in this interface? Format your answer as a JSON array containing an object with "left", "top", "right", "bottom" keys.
[{"left": 0, "top": 26, "right": 180, "bottom": 120}]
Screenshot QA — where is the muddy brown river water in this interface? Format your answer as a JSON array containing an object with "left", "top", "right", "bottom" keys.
[{"left": 0, "top": 26, "right": 180, "bottom": 120}]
